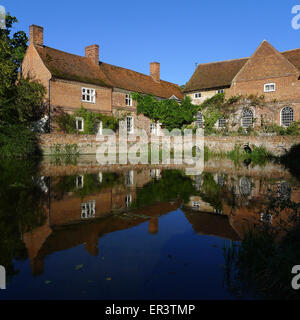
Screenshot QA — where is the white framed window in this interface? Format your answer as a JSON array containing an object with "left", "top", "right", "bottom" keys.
[
  {"left": 81, "top": 200, "right": 96, "bottom": 219},
  {"left": 76, "top": 175, "right": 84, "bottom": 189},
  {"left": 218, "top": 116, "right": 226, "bottom": 128},
  {"left": 280, "top": 106, "right": 294, "bottom": 127},
  {"left": 195, "top": 112, "right": 204, "bottom": 128},
  {"left": 242, "top": 108, "right": 254, "bottom": 128},
  {"left": 82, "top": 87, "right": 96, "bottom": 103},
  {"left": 125, "top": 94, "right": 132, "bottom": 107},
  {"left": 216, "top": 89, "right": 225, "bottom": 94},
  {"left": 125, "top": 194, "right": 132, "bottom": 207},
  {"left": 194, "top": 92, "right": 202, "bottom": 99},
  {"left": 126, "top": 116, "right": 134, "bottom": 134},
  {"left": 264, "top": 83, "right": 276, "bottom": 93},
  {"left": 76, "top": 117, "right": 84, "bottom": 132}
]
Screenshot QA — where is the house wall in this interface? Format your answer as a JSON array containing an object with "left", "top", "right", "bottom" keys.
[
  {"left": 22, "top": 44, "right": 51, "bottom": 95},
  {"left": 227, "top": 75, "right": 300, "bottom": 103},
  {"left": 50, "top": 78, "right": 112, "bottom": 114},
  {"left": 185, "top": 88, "right": 227, "bottom": 105}
]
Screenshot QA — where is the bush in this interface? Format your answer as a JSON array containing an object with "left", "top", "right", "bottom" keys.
[{"left": 0, "top": 124, "right": 41, "bottom": 158}]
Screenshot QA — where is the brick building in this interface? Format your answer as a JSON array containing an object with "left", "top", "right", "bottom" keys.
[
  {"left": 22, "top": 25, "right": 183, "bottom": 134},
  {"left": 184, "top": 40, "right": 300, "bottom": 130}
]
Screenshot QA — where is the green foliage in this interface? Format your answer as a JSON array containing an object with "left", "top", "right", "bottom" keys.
[
  {"left": 132, "top": 170, "right": 199, "bottom": 208},
  {"left": 133, "top": 93, "right": 197, "bottom": 131},
  {"left": 54, "top": 106, "right": 119, "bottom": 134},
  {"left": 0, "top": 14, "right": 47, "bottom": 157},
  {"left": 0, "top": 123, "right": 41, "bottom": 158},
  {"left": 267, "top": 122, "right": 300, "bottom": 136},
  {"left": 0, "top": 159, "right": 46, "bottom": 276}
]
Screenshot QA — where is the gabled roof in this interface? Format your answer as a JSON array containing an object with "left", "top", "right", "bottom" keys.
[
  {"left": 35, "top": 45, "right": 184, "bottom": 100},
  {"left": 183, "top": 41, "right": 300, "bottom": 93}
]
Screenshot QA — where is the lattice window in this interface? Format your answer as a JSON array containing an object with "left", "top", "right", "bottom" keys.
[
  {"left": 81, "top": 200, "right": 96, "bottom": 219},
  {"left": 218, "top": 116, "right": 226, "bottom": 128},
  {"left": 240, "top": 177, "right": 252, "bottom": 196},
  {"left": 278, "top": 182, "right": 291, "bottom": 201},
  {"left": 195, "top": 112, "right": 204, "bottom": 128},
  {"left": 82, "top": 87, "right": 96, "bottom": 103},
  {"left": 125, "top": 94, "right": 132, "bottom": 107},
  {"left": 281, "top": 107, "right": 294, "bottom": 127},
  {"left": 242, "top": 109, "right": 254, "bottom": 128}
]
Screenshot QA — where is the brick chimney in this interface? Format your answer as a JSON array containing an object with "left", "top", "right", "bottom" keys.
[
  {"left": 85, "top": 44, "right": 99, "bottom": 65},
  {"left": 150, "top": 62, "right": 160, "bottom": 82},
  {"left": 29, "top": 25, "right": 44, "bottom": 46}
]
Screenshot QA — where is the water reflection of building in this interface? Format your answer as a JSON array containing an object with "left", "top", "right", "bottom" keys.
[
  {"left": 186, "top": 169, "right": 300, "bottom": 240},
  {"left": 22, "top": 168, "right": 179, "bottom": 276}
]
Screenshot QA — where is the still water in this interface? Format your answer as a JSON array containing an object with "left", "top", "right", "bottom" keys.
[{"left": 0, "top": 156, "right": 299, "bottom": 300}]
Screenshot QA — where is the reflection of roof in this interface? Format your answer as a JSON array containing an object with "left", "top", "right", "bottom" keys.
[
  {"left": 183, "top": 209, "right": 241, "bottom": 241},
  {"left": 35, "top": 46, "right": 184, "bottom": 100}
]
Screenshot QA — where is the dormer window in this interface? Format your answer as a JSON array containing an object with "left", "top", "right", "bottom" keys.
[
  {"left": 82, "top": 87, "right": 96, "bottom": 103},
  {"left": 194, "top": 92, "right": 202, "bottom": 99},
  {"left": 264, "top": 83, "right": 276, "bottom": 92},
  {"left": 125, "top": 94, "right": 132, "bottom": 107},
  {"left": 217, "top": 89, "right": 225, "bottom": 94}
]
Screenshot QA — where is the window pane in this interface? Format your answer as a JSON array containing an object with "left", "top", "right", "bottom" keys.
[{"left": 281, "top": 107, "right": 294, "bottom": 127}]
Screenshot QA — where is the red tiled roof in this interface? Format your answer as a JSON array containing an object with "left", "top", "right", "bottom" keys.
[
  {"left": 183, "top": 43, "right": 300, "bottom": 93},
  {"left": 35, "top": 46, "right": 183, "bottom": 100}
]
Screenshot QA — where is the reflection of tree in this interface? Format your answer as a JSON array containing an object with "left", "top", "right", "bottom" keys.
[
  {"left": 223, "top": 189, "right": 300, "bottom": 300},
  {"left": 132, "top": 170, "right": 198, "bottom": 208},
  {"left": 51, "top": 172, "right": 122, "bottom": 200},
  {"left": 0, "top": 159, "right": 46, "bottom": 278}
]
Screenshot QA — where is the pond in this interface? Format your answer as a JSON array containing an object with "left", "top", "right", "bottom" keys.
[{"left": 0, "top": 156, "right": 299, "bottom": 300}]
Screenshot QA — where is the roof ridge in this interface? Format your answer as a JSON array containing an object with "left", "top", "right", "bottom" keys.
[{"left": 196, "top": 56, "right": 249, "bottom": 67}]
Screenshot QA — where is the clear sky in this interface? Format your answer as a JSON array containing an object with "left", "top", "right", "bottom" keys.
[{"left": 2, "top": 0, "right": 300, "bottom": 85}]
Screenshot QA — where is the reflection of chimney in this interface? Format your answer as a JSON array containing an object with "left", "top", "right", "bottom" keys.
[
  {"left": 150, "top": 62, "right": 160, "bottom": 82},
  {"left": 85, "top": 44, "right": 99, "bottom": 66},
  {"left": 31, "top": 258, "right": 44, "bottom": 276},
  {"left": 84, "top": 234, "right": 99, "bottom": 256},
  {"left": 148, "top": 217, "right": 159, "bottom": 235},
  {"left": 29, "top": 25, "right": 44, "bottom": 46}
]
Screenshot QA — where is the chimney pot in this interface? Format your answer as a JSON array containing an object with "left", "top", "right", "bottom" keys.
[
  {"left": 29, "top": 25, "right": 44, "bottom": 46},
  {"left": 150, "top": 62, "right": 160, "bottom": 82},
  {"left": 85, "top": 44, "right": 99, "bottom": 66}
]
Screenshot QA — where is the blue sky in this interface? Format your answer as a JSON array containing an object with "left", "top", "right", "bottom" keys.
[{"left": 2, "top": 0, "right": 300, "bottom": 85}]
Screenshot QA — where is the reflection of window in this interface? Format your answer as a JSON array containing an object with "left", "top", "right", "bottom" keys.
[
  {"left": 195, "top": 112, "right": 204, "bottom": 128},
  {"left": 240, "top": 177, "right": 252, "bottom": 196},
  {"left": 98, "top": 172, "right": 103, "bottom": 183},
  {"left": 214, "top": 208, "right": 223, "bottom": 215},
  {"left": 150, "top": 123, "right": 156, "bottom": 134},
  {"left": 126, "top": 116, "right": 134, "bottom": 134},
  {"left": 76, "top": 117, "right": 84, "bottom": 132},
  {"left": 81, "top": 200, "right": 96, "bottom": 219},
  {"left": 242, "top": 109, "right": 254, "bottom": 128},
  {"left": 126, "top": 170, "right": 134, "bottom": 186},
  {"left": 281, "top": 107, "right": 294, "bottom": 127},
  {"left": 278, "top": 182, "right": 291, "bottom": 200},
  {"left": 217, "top": 174, "right": 225, "bottom": 187},
  {"left": 97, "top": 121, "right": 103, "bottom": 135},
  {"left": 150, "top": 169, "right": 156, "bottom": 178},
  {"left": 261, "top": 213, "right": 272, "bottom": 224},
  {"left": 82, "top": 87, "right": 96, "bottom": 103},
  {"left": 76, "top": 175, "right": 84, "bottom": 189},
  {"left": 125, "top": 194, "right": 132, "bottom": 207},
  {"left": 192, "top": 201, "right": 201, "bottom": 211}
]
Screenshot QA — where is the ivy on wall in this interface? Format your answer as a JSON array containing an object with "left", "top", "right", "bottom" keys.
[{"left": 54, "top": 106, "right": 119, "bottom": 134}]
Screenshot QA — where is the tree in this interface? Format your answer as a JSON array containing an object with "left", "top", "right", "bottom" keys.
[
  {"left": 132, "top": 93, "right": 197, "bottom": 131},
  {"left": 0, "top": 14, "right": 47, "bottom": 157}
]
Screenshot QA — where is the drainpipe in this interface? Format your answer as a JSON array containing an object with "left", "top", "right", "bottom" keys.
[{"left": 48, "top": 78, "right": 51, "bottom": 133}]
